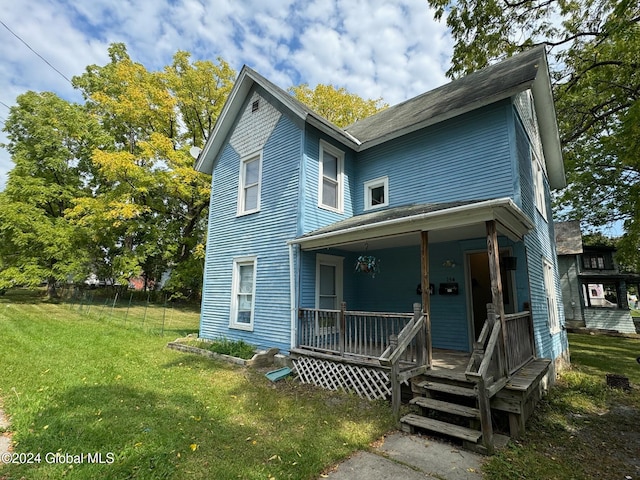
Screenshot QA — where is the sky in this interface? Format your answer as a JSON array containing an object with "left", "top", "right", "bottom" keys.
[{"left": 0, "top": 0, "right": 454, "bottom": 191}]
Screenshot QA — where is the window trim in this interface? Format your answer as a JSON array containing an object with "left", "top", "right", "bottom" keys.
[
  {"left": 363, "top": 176, "right": 389, "bottom": 211},
  {"left": 318, "top": 140, "right": 344, "bottom": 213},
  {"left": 230, "top": 256, "right": 257, "bottom": 331},
  {"left": 532, "top": 151, "right": 547, "bottom": 220},
  {"left": 237, "top": 151, "right": 262, "bottom": 216},
  {"left": 542, "top": 257, "right": 560, "bottom": 334}
]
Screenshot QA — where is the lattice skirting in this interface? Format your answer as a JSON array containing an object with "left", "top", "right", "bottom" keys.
[{"left": 292, "top": 356, "right": 391, "bottom": 400}]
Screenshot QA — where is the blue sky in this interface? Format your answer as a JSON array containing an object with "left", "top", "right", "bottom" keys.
[{"left": 0, "top": 0, "right": 454, "bottom": 190}]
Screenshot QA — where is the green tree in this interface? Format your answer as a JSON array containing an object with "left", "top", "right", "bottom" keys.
[
  {"left": 0, "top": 91, "right": 108, "bottom": 297},
  {"left": 426, "top": 0, "right": 640, "bottom": 263},
  {"left": 70, "top": 44, "right": 235, "bottom": 297},
  {"left": 289, "top": 83, "right": 387, "bottom": 128}
]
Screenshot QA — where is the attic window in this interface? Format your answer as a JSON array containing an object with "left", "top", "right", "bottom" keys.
[{"left": 252, "top": 100, "right": 260, "bottom": 112}]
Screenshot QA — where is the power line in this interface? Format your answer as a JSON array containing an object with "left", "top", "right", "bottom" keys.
[
  {"left": 0, "top": 101, "right": 11, "bottom": 109},
  {"left": 0, "top": 18, "right": 73, "bottom": 86}
]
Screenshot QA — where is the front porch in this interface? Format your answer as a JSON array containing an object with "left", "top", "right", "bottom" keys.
[{"left": 290, "top": 303, "right": 549, "bottom": 454}]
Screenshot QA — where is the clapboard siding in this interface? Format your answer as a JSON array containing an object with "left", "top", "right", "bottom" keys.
[
  {"left": 301, "top": 126, "right": 356, "bottom": 233},
  {"left": 514, "top": 109, "right": 568, "bottom": 361},
  {"left": 353, "top": 102, "right": 515, "bottom": 212},
  {"left": 583, "top": 309, "right": 637, "bottom": 334},
  {"left": 200, "top": 105, "right": 302, "bottom": 353}
]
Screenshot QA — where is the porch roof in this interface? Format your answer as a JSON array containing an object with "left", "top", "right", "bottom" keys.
[{"left": 289, "top": 197, "right": 534, "bottom": 251}]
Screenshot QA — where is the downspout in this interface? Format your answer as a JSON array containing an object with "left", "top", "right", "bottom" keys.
[{"left": 289, "top": 243, "right": 297, "bottom": 350}]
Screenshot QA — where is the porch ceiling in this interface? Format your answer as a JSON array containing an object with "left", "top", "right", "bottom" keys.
[{"left": 289, "top": 198, "right": 534, "bottom": 251}]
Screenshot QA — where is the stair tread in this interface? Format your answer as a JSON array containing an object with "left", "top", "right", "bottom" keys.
[
  {"left": 416, "top": 381, "right": 476, "bottom": 397},
  {"left": 410, "top": 397, "right": 480, "bottom": 418},
  {"left": 401, "top": 413, "right": 483, "bottom": 443}
]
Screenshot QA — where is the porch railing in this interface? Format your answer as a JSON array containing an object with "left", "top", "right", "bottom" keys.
[
  {"left": 504, "top": 311, "right": 535, "bottom": 374},
  {"left": 297, "top": 304, "right": 416, "bottom": 360}
]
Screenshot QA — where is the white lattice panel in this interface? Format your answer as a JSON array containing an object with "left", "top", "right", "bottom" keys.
[{"left": 292, "top": 356, "right": 391, "bottom": 400}]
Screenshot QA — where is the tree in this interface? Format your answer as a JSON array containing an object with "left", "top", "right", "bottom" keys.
[
  {"left": 0, "top": 91, "right": 108, "bottom": 297},
  {"left": 289, "top": 83, "right": 387, "bottom": 128},
  {"left": 426, "top": 0, "right": 640, "bottom": 261},
  {"left": 69, "top": 44, "right": 235, "bottom": 297}
]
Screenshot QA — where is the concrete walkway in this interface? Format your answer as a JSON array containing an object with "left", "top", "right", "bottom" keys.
[
  {"left": 323, "top": 432, "right": 484, "bottom": 480},
  {"left": 0, "top": 405, "right": 10, "bottom": 461}
]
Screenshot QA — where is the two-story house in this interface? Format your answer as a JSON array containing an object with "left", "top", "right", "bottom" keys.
[
  {"left": 556, "top": 220, "right": 640, "bottom": 334},
  {"left": 195, "top": 47, "right": 569, "bottom": 452}
]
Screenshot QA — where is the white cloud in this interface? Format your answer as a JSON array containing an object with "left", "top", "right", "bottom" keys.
[{"left": 0, "top": 0, "right": 453, "bottom": 190}]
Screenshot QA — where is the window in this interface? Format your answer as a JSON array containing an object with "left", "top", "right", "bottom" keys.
[
  {"left": 582, "top": 253, "right": 612, "bottom": 270},
  {"left": 364, "top": 176, "right": 389, "bottom": 210},
  {"left": 543, "top": 258, "right": 560, "bottom": 333},
  {"left": 532, "top": 152, "right": 547, "bottom": 220},
  {"left": 230, "top": 257, "right": 257, "bottom": 330},
  {"left": 319, "top": 141, "right": 344, "bottom": 212},
  {"left": 238, "top": 152, "right": 262, "bottom": 215}
]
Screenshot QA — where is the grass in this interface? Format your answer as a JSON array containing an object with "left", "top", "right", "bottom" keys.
[
  {"left": 483, "top": 333, "right": 640, "bottom": 479},
  {"left": 0, "top": 290, "right": 394, "bottom": 479}
]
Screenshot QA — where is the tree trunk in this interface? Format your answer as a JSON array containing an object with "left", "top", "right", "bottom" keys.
[{"left": 47, "top": 277, "right": 59, "bottom": 299}]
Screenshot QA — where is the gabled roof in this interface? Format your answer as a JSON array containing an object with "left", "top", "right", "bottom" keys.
[{"left": 195, "top": 47, "right": 565, "bottom": 189}]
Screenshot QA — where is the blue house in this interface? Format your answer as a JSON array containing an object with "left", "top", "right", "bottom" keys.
[{"left": 195, "top": 47, "right": 569, "bottom": 452}]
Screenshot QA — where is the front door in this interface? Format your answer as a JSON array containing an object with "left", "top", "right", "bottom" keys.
[
  {"left": 467, "top": 251, "right": 515, "bottom": 340},
  {"left": 316, "top": 254, "right": 343, "bottom": 310}
]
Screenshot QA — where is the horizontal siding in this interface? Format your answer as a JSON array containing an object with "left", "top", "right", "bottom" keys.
[
  {"left": 353, "top": 101, "right": 515, "bottom": 213},
  {"left": 301, "top": 126, "right": 355, "bottom": 233},
  {"left": 200, "top": 111, "right": 302, "bottom": 353},
  {"left": 583, "top": 309, "right": 637, "bottom": 334},
  {"left": 516, "top": 112, "right": 569, "bottom": 362}
]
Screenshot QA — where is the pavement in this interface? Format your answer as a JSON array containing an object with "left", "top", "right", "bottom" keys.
[{"left": 322, "top": 432, "right": 485, "bottom": 480}]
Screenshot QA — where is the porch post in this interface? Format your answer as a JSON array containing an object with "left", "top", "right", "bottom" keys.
[
  {"left": 486, "top": 220, "right": 508, "bottom": 377},
  {"left": 420, "top": 231, "right": 432, "bottom": 366}
]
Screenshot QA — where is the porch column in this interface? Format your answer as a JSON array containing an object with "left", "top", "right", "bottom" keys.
[
  {"left": 486, "top": 220, "right": 508, "bottom": 377},
  {"left": 421, "top": 231, "right": 432, "bottom": 366}
]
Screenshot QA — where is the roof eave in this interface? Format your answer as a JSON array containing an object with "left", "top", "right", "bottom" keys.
[
  {"left": 531, "top": 55, "right": 566, "bottom": 190},
  {"left": 288, "top": 198, "right": 534, "bottom": 250}
]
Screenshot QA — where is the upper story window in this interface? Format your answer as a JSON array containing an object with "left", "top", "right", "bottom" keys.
[
  {"left": 364, "top": 176, "right": 389, "bottom": 210},
  {"left": 319, "top": 140, "right": 344, "bottom": 212},
  {"left": 582, "top": 253, "right": 613, "bottom": 270},
  {"left": 532, "top": 151, "right": 547, "bottom": 220},
  {"left": 238, "top": 152, "right": 262, "bottom": 215},
  {"left": 543, "top": 257, "right": 560, "bottom": 334}
]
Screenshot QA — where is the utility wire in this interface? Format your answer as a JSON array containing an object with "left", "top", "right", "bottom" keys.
[
  {"left": 0, "top": 18, "right": 73, "bottom": 85},
  {"left": 0, "top": 101, "right": 10, "bottom": 109}
]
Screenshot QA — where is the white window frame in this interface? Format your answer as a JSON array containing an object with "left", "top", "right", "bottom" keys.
[
  {"left": 543, "top": 257, "right": 560, "bottom": 334},
  {"left": 237, "top": 151, "right": 262, "bottom": 216},
  {"left": 363, "top": 176, "right": 389, "bottom": 210},
  {"left": 532, "top": 151, "right": 547, "bottom": 220},
  {"left": 230, "top": 256, "right": 257, "bottom": 331},
  {"left": 318, "top": 140, "right": 344, "bottom": 213}
]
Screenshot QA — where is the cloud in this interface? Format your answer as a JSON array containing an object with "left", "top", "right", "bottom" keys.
[{"left": 0, "top": 0, "right": 453, "bottom": 190}]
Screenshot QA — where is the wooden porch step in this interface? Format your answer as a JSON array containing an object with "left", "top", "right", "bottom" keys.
[
  {"left": 400, "top": 413, "right": 483, "bottom": 443},
  {"left": 416, "top": 381, "right": 476, "bottom": 397},
  {"left": 410, "top": 397, "right": 480, "bottom": 419}
]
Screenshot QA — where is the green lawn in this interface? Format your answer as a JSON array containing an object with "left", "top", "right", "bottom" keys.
[
  {"left": 483, "top": 333, "right": 640, "bottom": 479},
  {"left": 0, "top": 291, "right": 393, "bottom": 479}
]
